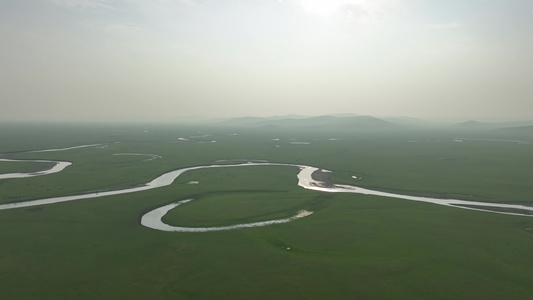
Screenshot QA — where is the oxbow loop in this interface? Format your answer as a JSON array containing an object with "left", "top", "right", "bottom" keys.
[{"left": 1, "top": 146, "right": 533, "bottom": 232}]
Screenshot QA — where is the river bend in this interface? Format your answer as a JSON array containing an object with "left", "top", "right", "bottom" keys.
[{"left": 1, "top": 148, "right": 533, "bottom": 232}]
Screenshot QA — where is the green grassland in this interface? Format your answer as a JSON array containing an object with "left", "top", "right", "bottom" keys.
[
  {"left": 0, "top": 160, "right": 57, "bottom": 175},
  {"left": 1, "top": 123, "right": 533, "bottom": 299}
]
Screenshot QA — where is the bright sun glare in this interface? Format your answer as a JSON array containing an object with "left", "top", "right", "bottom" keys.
[
  {"left": 298, "top": 0, "right": 373, "bottom": 16},
  {"left": 296, "top": 0, "right": 397, "bottom": 26}
]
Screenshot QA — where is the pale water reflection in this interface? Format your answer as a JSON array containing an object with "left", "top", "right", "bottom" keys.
[{"left": 1, "top": 147, "right": 533, "bottom": 233}]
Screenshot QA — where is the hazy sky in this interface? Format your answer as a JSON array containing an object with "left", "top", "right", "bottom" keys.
[{"left": 1, "top": 0, "right": 532, "bottom": 122}]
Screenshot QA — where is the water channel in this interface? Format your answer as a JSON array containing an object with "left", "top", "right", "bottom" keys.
[{"left": 1, "top": 146, "right": 532, "bottom": 232}]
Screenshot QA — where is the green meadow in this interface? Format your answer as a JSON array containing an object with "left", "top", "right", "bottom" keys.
[{"left": 1, "top": 123, "right": 533, "bottom": 299}]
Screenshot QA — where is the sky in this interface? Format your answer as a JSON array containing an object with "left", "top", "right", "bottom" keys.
[{"left": 1, "top": 0, "right": 532, "bottom": 122}]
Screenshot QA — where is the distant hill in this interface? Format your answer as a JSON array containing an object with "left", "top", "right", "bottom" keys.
[
  {"left": 216, "top": 117, "right": 267, "bottom": 126},
  {"left": 325, "top": 113, "right": 360, "bottom": 118},
  {"left": 268, "top": 114, "right": 310, "bottom": 120},
  {"left": 494, "top": 125, "right": 533, "bottom": 134},
  {"left": 382, "top": 116, "right": 450, "bottom": 128},
  {"left": 217, "top": 115, "right": 398, "bottom": 130},
  {"left": 215, "top": 115, "right": 533, "bottom": 132},
  {"left": 454, "top": 120, "right": 494, "bottom": 129},
  {"left": 454, "top": 120, "right": 533, "bottom": 130}
]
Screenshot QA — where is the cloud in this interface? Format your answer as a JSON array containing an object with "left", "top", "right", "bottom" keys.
[
  {"left": 105, "top": 22, "right": 145, "bottom": 35},
  {"left": 427, "top": 22, "right": 462, "bottom": 29},
  {"left": 179, "top": 0, "right": 197, "bottom": 5},
  {"left": 49, "top": 0, "right": 113, "bottom": 10},
  {"left": 296, "top": 0, "right": 398, "bottom": 25}
]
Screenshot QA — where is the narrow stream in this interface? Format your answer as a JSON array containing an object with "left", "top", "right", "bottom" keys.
[{"left": 1, "top": 147, "right": 532, "bottom": 232}]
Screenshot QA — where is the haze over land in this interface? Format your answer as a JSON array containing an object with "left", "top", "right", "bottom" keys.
[{"left": 1, "top": 0, "right": 532, "bottom": 122}]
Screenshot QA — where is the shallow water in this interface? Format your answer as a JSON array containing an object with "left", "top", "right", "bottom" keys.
[
  {"left": 29, "top": 144, "right": 102, "bottom": 153},
  {"left": 1, "top": 148, "right": 533, "bottom": 232},
  {"left": 0, "top": 159, "right": 72, "bottom": 179},
  {"left": 113, "top": 153, "right": 162, "bottom": 161},
  {"left": 141, "top": 199, "right": 313, "bottom": 232}
]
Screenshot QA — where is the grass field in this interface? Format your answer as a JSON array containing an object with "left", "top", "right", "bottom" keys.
[
  {"left": 0, "top": 160, "right": 57, "bottom": 175},
  {"left": 1, "top": 123, "right": 533, "bottom": 299}
]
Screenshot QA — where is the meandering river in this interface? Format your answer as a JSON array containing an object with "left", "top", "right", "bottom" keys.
[
  {"left": 1, "top": 145, "right": 532, "bottom": 232},
  {"left": 0, "top": 158, "right": 72, "bottom": 179}
]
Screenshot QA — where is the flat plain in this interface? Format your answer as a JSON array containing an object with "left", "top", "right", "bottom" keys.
[{"left": 1, "top": 122, "right": 533, "bottom": 299}]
